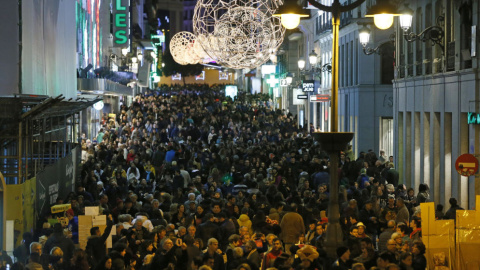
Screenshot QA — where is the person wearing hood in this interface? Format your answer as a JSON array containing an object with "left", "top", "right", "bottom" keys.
[
  {"left": 86, "top": 214, "right": 114, "bottom": 268},
  {"left": 237, "top": 213, "right": 253, "bottom": 235}
]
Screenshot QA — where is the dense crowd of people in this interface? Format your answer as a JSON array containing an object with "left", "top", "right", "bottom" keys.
[{"left": 8, "top": 83, "right": 457, "bottom": 270}]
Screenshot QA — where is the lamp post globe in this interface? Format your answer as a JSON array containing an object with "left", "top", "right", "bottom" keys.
[
  {"left": 286, "top": 73, "right": 293, "bottom": 85},
  {"left": 399, "top": 5, "right": 414, "bottom": 31},
  {"left": 280, "top": 14, "right": 301, "bottom": 29},
  {"left": 273, "top": 0, "right": 309, "bottom": 29},
  {"left": 365, "top": 1, "right": 400, "bottom": 30},
  {"left": 309, "top": 50, "right": 318, "bottom": 66},
  {"left": 298, "top": 58, "right": 305, "bottom": 70},
  {"left": 359, "top": 25, "right": 371, "bottom": 47},
  {"left": 373, "top": 14, "right": 394, "bottom": 29}
]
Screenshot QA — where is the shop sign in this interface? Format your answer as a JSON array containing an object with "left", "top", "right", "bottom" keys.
[
  {"left": 293, "top": 88, "right": 305, "bottom": 105},
  {"left": 151, "top": 34, "right": 165, "bottom": 46},
  {"left": 113, "top": 0, "right": 130, "bottom": 47},
  {"left": 468, "top": 112, "right": 480, "bottom": 125},
  {"left": 310, "top": 94, "right": 331, "bottom": 102},
  {"left": 302, "top": 80, "right": 314, "bottom": 92}
]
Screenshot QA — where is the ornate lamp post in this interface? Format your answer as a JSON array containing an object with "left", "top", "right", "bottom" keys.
[
  {"left": 274, "top": 0, "right": 403, "bottom": 258},
  {"left": 358, "top": 25, "right": 395, "bottom": 56}
]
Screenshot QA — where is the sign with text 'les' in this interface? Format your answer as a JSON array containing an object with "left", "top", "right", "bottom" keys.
[
  {"left": 113, "top": 0, "right": 130, "bottom": 47},
  {"left": 455, "top": 154, "right": 479, "bottom": 177},
  {"left": 302, "top": 80, "right": 314, "bottom": 92}
]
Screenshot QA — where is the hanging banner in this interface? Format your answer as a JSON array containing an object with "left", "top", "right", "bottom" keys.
[{"left": 36, "top": 146, "right": 80, "bottom": 219}]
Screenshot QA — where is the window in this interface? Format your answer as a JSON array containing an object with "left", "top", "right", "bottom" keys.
[{"left": 380, "top": 117, "right": 394, "bottom": 160}]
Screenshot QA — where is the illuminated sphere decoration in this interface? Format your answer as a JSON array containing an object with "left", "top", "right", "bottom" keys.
[
  {"left": 170, "top": 31, "right": 200, "bottom": 65},
  {"left": 193, "top": 0, "right": 285, "bottom": 69},
  {"left": 193, "top": 36, "right": 213, "bottom": 64}
]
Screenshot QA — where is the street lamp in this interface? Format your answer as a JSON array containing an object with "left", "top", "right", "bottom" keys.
[
  {"left": 308, "top": 50, "right": 318, "bottom": 66},
  {"left": 298, "top": 58, "right": 306, "bottom": 70},
  {"left": 358, "top": 25, "right": 371, "bottom": 47},
  {"left": 398, "top": 5, "right": 445, "bottom": 53},
  {"left": 365, "top": 1, "right": 400, "bottom": 30},
  {"left": 276, "top": 0, "right": 407, "bottom": 254},
  {"left": 275, "top": 0, "right": 403, "bottom": 258},
  {"left": 273, "top": 0, "right": 309, "bottom": 29},
  {"left": 361, "top": 4, "right": 445, "bottom": 55},
  {"left": 358, "top": 24, "right": 395, "bottom": 56},
  {"left": 286, "top": 73, "right": 293, "bottom": 85},
  {"left": 398, "top": 5, "right": 413, "bottom": 32}
]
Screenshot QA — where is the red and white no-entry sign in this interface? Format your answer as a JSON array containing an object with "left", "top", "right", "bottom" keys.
[{"left": 455, "top": 154, "right": 479, "bottom": 177}]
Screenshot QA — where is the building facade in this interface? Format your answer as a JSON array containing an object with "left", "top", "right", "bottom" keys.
[
  {"left": 393, "top": 0, "right": 479, "bottom": 209},
  {"left": 293, "top": 0, "right": 395, "bottom": 158}
]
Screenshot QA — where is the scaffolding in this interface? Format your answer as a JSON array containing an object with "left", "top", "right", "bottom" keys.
[{"left": 0, "top": 95, "right": 101, "bottom": 184}]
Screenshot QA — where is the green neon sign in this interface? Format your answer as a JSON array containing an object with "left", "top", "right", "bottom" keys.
[
  {"left": 151, "top": 34, "right": 165, "bottom": 44},
  {"left": 468, "top": 112, "right": 480, "bottom": 124},
  {"left": 113, "top": 0, "right": 129, "bottom": 46}
]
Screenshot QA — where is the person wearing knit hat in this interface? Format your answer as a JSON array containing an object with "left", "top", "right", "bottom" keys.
[{"left": 331, "top": 246, "right": 350, "bottom": 270}]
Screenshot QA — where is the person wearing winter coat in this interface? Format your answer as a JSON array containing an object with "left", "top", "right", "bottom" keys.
[
  {"left": 43, "top": 224, "right": 75, "bottom": 268},
  {"left": 237, "top": 214, "right": 253, "bottom": 235},
  {"left": 244, "top": 240, "right": 261, "bottom": 269},
  {"left": 150, "top": 238, "right": 188, "bottom": 270},
  {"left": 109, "top": 243, "right": 127, "bottom": 270},
  {"left": 86, "top": 215, "right": 114, "bottom": 268},
  {"left": 279, "top": 204, "right": 305, "bottom": 255}
]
